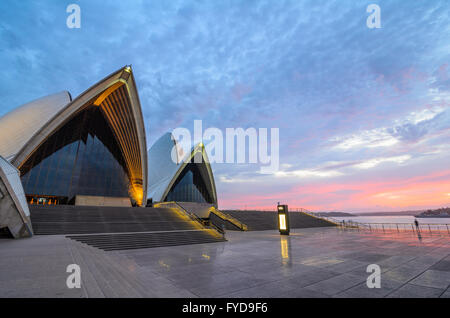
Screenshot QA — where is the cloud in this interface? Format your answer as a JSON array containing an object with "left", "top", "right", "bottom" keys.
[
  {"left": 331, "top": 105, "right": 448, "bottom": 150},
  {"left": 331, "top": 128, "right": 399, "bottom": 150},
  {"left": 0, "top": 1, "right": 449, "bottom": 211},
  {"left": 274, "top": 168, "right": 344, "bottom": 179},
  {"left": 352, "top": 155, "right": 411, "bottom": 169}
]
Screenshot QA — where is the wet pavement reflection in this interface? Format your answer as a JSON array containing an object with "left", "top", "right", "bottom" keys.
[
  {"left": 114, "top": 227, "right": 450, "bottom": 297},
  {"left": 3, "top": 226, "right": 444, "bottom": 297},
  {"left": 280, "top": 235, "right": 292, "bottom": 266}
]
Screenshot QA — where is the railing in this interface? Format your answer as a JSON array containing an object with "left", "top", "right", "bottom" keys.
[
  {"left": 221, "top": 207, "right": 450, "bottom": 235},
  {"left": 210, "top": 207, "right": 248, "bottom": 231},
  {"left": 174, "top": 203, "right": 227, "bottom": 237},
  {"left": 154, "top": 201, "right": 204, "bottom": 224},
  {"left": 230, "top": 208, "right": 312, "bottom": 212},
  {"left": 294, "top": 209, "right": 348, "bottom": 226},
  {"left": 357, "top": 222, "right": 450, "bottom": 234},
  {"left": 221, "top": 208, "right": 338, "bottom": 228},
  {"left": 291, "top": 208, "right": 315, "bottom": 213},
  {"left": 298, "top": 210, "right": 342, "bottom": 226},
  {"left": 334, "top": 220, "right": 450, "bottom": 235},
  {"left": 154, "top": 201, "right": 226, "bottom": 238}
]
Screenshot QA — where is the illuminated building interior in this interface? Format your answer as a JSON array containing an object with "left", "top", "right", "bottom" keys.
[
  {"left": 20, "top": 106, "right": 131, "bottom": 205},
  {"left": 0, "top": 66, "right": 147, "bottom": 207},
  {"left": 147, "top": 135, "right": 217, "bottom": 207},
  {"left": 165, "top": 162, "right": 215, "bottom": 204},
  {"left": 0, "top": 67, "right": 218, "bottom": 210}
]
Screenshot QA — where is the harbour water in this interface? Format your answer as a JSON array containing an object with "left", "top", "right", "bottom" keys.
[{"left": 333, "top": 215, "right": 450, "bottom": 224}]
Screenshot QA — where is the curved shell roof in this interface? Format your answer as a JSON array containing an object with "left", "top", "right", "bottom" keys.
[
  {"left": 0, "top": 91, "right": 71, "bottom": 160},
  {"left": 147, "top": 132, "right": 217, "bottom": 204},
  {"left": 1, "top": 66, "right": 148, "bottom": 206},
  {"left": 147, "top": 132, "right": 182, "bottom": 202}
]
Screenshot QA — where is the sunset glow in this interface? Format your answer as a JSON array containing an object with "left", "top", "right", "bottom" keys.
[{"left": 1, "top": 1, "right": 449, "bottom": 213}]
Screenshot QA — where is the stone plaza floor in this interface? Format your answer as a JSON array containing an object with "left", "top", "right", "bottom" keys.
[{"left": 0, "top": 227, "right": 449, "bottom": 298}]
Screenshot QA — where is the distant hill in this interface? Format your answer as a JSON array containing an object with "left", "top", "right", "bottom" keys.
[
  {"left": 417, "top": 207, "right": 450, "bottom": 218},
  {"left": 315, "top": 212, "right": 356, "bottom": 217},
  {"left": 354, "top": 210, "right": 425, "bottom": 216}
]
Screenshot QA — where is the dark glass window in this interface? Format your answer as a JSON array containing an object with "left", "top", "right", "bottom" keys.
[
  {"left": 165, "top": 162, "right": 214, "bottom": 204},
  {"left": 20, "top": 106, "right": 130, "bottom": 203}
]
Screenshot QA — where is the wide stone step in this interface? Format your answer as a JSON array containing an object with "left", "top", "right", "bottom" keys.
[
  {"left": 222, "top": 210, "right": 336, "bottom": 231},
  {"left": 67, "top": 230, "right": 225, "bottom": 251},
  {"left": 29, "top": 205, "right": 197, "bottom": 235},
  {"left": 69, "top": 240, "right": 164, "bottom": 297},
  {"left": 32, "top": 221, "right": 197, "bottom": 235}
]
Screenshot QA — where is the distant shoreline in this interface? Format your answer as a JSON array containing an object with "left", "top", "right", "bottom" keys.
[
  {"left": 417, "top": 215, "right": 450, "bottom": 218},
  {"left": 318, "top": 211, "right": 426, "bottom": 217}
]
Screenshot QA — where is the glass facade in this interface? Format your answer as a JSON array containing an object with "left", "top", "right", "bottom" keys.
[
  {"left": 165, "top": 162, "right": 214, "bottom": 204},
  {"left": 20, "top": 106, "right": 130, "bottom": 204}
]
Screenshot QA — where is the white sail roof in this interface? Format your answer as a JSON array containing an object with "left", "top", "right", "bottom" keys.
[
  {"left": 0, "top": 66, "right": 148, "bottom": 206},
  {"left": 147, "top": 132, "right": 182, "bottom": 202},
  {"left": 147, "top": 132, "right": 217, "bottom": 204},
  {"left": 0, "top": 91, "right": 71, "bottom": 160}
]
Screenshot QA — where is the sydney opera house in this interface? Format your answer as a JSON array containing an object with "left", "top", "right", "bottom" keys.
[
  {"left": 0, "top": 66, "right": 218, "bottom": 239},
  {"left": 2, "top": 67, "right": 439, "bottom": 300}
]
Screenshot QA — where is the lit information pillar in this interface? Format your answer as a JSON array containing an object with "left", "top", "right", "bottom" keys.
[{"left": 277, "top": 204, "right": 290, "bottom": 235}]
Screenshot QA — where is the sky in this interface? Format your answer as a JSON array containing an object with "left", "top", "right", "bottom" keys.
[{"left": 0, "top": 0, "right": 449, "bottom": 212}]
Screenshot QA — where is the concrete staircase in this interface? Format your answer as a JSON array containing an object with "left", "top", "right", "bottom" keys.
[
  {"left": 176, "top": 202, "right": 213, "bottom": 218},
  {"left": 30, "top": 205, "right": 199, "bottom": 235},
  {"left": 67, "top": 229, "right": 225, "bottom": 251},
  {"left": 30, "top": 205, "right": 225, "bottom": 250},
  {"left": 209, "top": 209, "right": 248, "bottom": 231},
  {"left": 67, "top": 240, "right": 195, "bottom": 297},
  {"left": 222, "top": 210, "right": 336, "bottom": 231}
]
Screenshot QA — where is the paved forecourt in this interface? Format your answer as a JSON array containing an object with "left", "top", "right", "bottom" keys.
[{"left": 0, "top": 227, "right": 449, "bottom": 298}]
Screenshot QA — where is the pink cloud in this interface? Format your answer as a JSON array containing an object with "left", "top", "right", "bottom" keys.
[{"left": 219, "top": 169, "right": 450, "bottom": 212}]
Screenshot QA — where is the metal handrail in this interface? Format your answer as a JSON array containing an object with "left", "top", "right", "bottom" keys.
[
  {"left": 155, "top": 201, "right": 203, "bottom": 224},
  {"left": 155, "top": 201, "right": 226, "bottom": 238},
  {"left": 210, "top": 207, "right": 248, "bottom": 231},
  {"left": 336, "top": 221, "right": 450, "bottom": 234},
  {"left": 299, "top": 210, "right": 342, "bottom": 226},
  {"left": 173, "top": 203, "right": 228, "bottom": 237}
]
